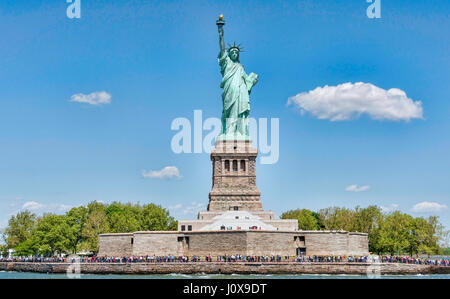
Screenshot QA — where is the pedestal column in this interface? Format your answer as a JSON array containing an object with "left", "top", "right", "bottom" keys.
[{"left": 208, "top": 140, "right": 262, "bottom": 211}]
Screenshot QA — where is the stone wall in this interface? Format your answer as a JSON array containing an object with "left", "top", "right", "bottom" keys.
[
  {"left": 246, "top": 232, "right": 294, "bottom": 256},
  {"left": 348, "top": 233, "right": 369, "bottom": 256},
  {"left": 304, "top": 231, "right": 350, "bottom": 256},
  {"left": 98, "top": 230, "right": 369, "bottom": 257},
  {"left": 132, "top": 232, "right": 180, "bottom": 256},
  {"left": 186, "top": 232, "right": 248, "bottom": 256},
  {"left": 1, "top": 262, "right": 447, "bottom": 275},
  {"left": 98, "top": 233, "right": 133, "bottom": 257}
]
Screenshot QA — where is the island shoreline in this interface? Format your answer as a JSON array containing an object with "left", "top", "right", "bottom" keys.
[{"left": 1, "top": 262, "right": 448, "bottom": 275}]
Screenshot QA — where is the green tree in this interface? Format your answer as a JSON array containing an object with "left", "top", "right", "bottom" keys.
[
  {"left": 4, "top": 211, "right": 36, "bottom": 250},
  {"left": 0, "top": 243, "right": 8, "bottom": 257},
  {"left": 409, "top": 216, "right": 442, "bottom": 256},
  {"left": 281, "top": 209, "right": 321, "bottom": 230},
  {"left": 352, "top": 206, "right": 383, "bottom": 233},
  {"left": 376, "top": 211, "right": 414, "bottom": 255},
  {"left": 65, "top": 206, "right": 88, "bottom": 253},
  {"left": 106, "top": 202, "right": 141, "bottom": 233},
  {"left": 351, "top": 206, "right": 384, "bottom": 253},
  {"left": 140, "top": 203, "right": 177, "bottom": 231},
  {"left": 311, "top": 211, "right": 325, "bottom": 230},
  {"left": 82, "top": 201, "right": 110, "bottom": 253},
  {"left": 318, "top": 207, "right": 355, "bottom": 231},
  {"left": 14, "top": 238, "right": 39, "bottom": 256},
  {"left": 32, "top": 214, "right": 73, "bottom": 256}
]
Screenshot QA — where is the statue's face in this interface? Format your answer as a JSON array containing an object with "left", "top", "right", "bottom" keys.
[{"left": 229, "top": 49, "right": 240, "bottom": 62}]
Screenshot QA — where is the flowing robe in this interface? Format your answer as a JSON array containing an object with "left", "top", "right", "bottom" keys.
[{"left": 218, "top": 51, "right": 257, "bottom": 136}]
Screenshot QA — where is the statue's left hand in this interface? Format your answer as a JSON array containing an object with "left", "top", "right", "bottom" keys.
[{"left": 249, "top": 73, "right": 258, "bottom": 85}]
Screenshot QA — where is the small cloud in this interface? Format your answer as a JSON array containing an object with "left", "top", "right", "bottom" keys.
[
  {"left": 411, "top": 202, "right": 448, "bottom": 213},
  {"left": 142, "top": 166, "right": 182, "bottom": 179},
  {"left": 21, "top": 201, "right": 72, "bottom": 214},
  {"left": 380, "top": 204, "right": 399, "bottom": 213},
  {"left": 22, "top": 201, "right": 44, "bottom": 211},
  {"left": 53, "top": 204, "right": 73, "bottom": 212},
  {"left": 345, "top": 184, "right": 371, "bottom": 192},
  {"left": 287, "top": 82, "right": 423, "bottom": 121},
  {"left": 70, "top": 91, "right": 111, "bottom": 106}
]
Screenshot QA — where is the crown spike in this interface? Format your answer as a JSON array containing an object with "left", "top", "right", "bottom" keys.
[{"left": 227, "top": 41, "right": 245, "bottom": 53}]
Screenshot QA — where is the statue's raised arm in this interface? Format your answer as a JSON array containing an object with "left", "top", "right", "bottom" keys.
[
  {"left": 215, "top": 15, "right": 258, "bottom": 141},
  {"left": 217, "top": 15, "right": 226, "bottom": 56}
]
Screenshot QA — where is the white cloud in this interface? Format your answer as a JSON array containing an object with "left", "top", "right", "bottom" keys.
[
  {"left": 287, "top": 82, "right": 423, "bottom": 121},
  {"left": 142, "top": 166, "right": 182, "bottom": 179},
  {"left": 21, "top": 201, "right": 44, "bottom": 211},
  {"left": 411, "top": 202, "right": 448, "bottom": 213},
  {"left": 70, "top": 91, "right": 111, "bottom": 105},
  {"left": 380, "top": 204, "right": 399, "bottom": 213},
  {"left": 21, "top": 201, "right": 72, "bottom": 214},
  {"left": 52, "top": 204, "right": 73, "bottom": 212},
  {"left": 345, "top": 184, "right": 371, "bottom": 192}
]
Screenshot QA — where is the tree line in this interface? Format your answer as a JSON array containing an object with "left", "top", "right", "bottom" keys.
[
  {"left": 0, "top": 201, "right": 177, "bottom": 256},
  {"left": 1, "top": 203, "right": 447, "bottom": 257},
  {"left": 280, "top": 206, "right": 447, "bottom": 256}
]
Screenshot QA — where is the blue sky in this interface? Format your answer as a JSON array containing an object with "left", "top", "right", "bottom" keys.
[{"left": 0, "top": 0, "right": 449, "bottom": 233}]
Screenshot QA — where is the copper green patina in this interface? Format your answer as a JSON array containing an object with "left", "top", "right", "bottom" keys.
[{"left": 216, "top": 16, "right": 258, "bottom": 141}]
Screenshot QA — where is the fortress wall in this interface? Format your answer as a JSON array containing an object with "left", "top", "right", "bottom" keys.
[
  {"left": 304, "top": 232, "right": 351, "bottom": 256},
  {"left": 186, "top": 232, "right": 247, "bottom": 256},
  {"left": 246, "top": 232, "right": 295, "bottom": 256},
  {"left": 98, "top": 231, "right": 369, "bottom": 258},
  {"left": 132, "top": 232, "right": 180, "bottom": 256},
  {"left": 98, "top": 234, "right": 133, "bottom": 257},
  {"left": 348, "top": 233, "right": 369, "bottom": 256},
  {"left": 304, "top": 232, "right": 369, "bottom": 256}
]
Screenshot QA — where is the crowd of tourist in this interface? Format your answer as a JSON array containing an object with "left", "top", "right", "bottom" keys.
[{"left": 0, "top": 255, "right": 449, "bottom": 266}]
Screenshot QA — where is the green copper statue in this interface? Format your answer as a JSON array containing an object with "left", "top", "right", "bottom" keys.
[{"left": 216, "top": 15, "right": 258, "bottom": 140}]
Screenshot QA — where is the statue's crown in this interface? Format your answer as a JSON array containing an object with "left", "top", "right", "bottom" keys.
[{"left": 228, "top": 42, "right": 245, "bottom": 52}]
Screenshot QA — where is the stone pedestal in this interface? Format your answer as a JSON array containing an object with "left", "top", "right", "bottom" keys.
[{"left": 208, "top": 140, "right": 262, "bottom": 211}]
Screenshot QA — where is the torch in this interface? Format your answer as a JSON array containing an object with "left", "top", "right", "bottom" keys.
[{"left": 216, "top": 14, "right": 225, "bottom": 27}]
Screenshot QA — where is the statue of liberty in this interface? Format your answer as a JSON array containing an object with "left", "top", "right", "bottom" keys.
[{"left": 216, "top": 15, "right": 258, "bottom": 140}]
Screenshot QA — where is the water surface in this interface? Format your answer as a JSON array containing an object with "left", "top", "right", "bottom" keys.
[{"left": 0, "top": 271, "right": 448, "bottom": 279}]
